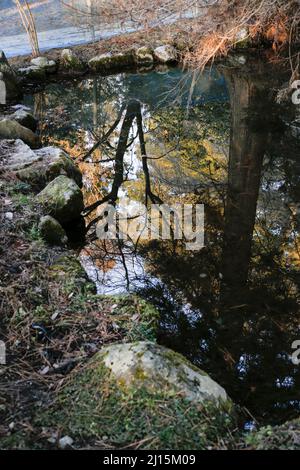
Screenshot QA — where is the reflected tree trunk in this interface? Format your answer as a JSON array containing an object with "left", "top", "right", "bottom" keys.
[
  {"left": 92, "top": 77, "right": 98, "bottom": 129},
  {"left": 220, "top": 64, "right": 278, "bottom": 301},
  {"left": 213, "top": 63, "right": 281, "bottom": 386}
]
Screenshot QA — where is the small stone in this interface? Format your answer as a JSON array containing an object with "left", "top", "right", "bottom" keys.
[
  {"left": 31, "top": 57, "right": 49, "bottom": 67},
  {"left": 58, "top": 435, "right": 73, "bottom": 449},
  {"left": 38, "top": 215, "right": 68, "bottom": 245},
  {"left": 30, "top": 56, "right": 56, "bottom": 73},
  {"left": 51, "top": 311, "right": 60, "bottom": 321},
  {"left": 12, "top": 104, "right": 31, "bottom": 112},
  {"left": 39, "top": 366, "right": 50, "bottom": 375},
  {"left": 153, "top": 45, "right": 178, "bottom": 63},
  {"left": 236, "top": 28, "right": 248, "bottom": 41},
  {"left": 5, "top": 212, "right": 13, "bottom": 221}
]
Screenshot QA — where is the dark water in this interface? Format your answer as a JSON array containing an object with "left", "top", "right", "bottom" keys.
[{"left": 24, "top": 59, "right": 300, "bottom": 427}]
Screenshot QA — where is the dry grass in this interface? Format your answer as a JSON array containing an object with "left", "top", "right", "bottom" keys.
[
  {"left": 180, "top": 0, "right": 300, "bottom": 71},
  {"left": 0, "top": 173, "right": 157, "bottom": 447}
]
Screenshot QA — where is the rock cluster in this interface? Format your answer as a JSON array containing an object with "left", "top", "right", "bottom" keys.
[
  {"left": 18, "top": 56, "right": 57, "bottom": 80},
  {"left": 0, "top": 104, "right": 85, "bottom": 246}
]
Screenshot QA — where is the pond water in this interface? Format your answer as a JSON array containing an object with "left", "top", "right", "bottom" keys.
[{"left": 23, "top": 60, "right": 300, "bottom": 427}]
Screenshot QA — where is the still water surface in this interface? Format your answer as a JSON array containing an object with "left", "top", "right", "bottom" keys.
[{"left": 24, "top": 61, "right": 300, "bottom": 426}]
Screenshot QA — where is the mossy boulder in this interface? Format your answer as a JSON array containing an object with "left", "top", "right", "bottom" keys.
[
  {"left": 38, "top": 215, "right": 67, "bottom": 246},
  {"left": 60, "top": 49, "right": 85, "bottom": 74},
  {"left": 36, "top": 175, "right": 84, "bottom": 224},
  {"left": 88, "top": 52, "right": 134, "bottom": 71},
  {"left": 153, "top": 45, "right": 178, "bottom": 63},
  {"left": 17, "top": 147, "right": 82, "bottom": 190},
  {"left": 134, "top": 47, "right": 154, "bottom": 65},
  {"left": 0, "top": 119, "right": 40, "bottom": 148},
  {"left": 38, "top": 341, "right": 235, "bottom": 449},
  {"left": 101, "top": 341, "right": 229, "bottom": 403}
]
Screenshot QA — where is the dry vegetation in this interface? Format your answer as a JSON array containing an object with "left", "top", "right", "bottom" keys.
[
  {"left": 0, "top": 172, "right": 158, "bottom": 448},
  {"left": 62, "top": 0, "right": 300, "bottom": 70}
]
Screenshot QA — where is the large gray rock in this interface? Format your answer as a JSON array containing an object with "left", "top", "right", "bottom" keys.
[
  {"left": 153, "top": 45, "right": 178, "bottom": 63},
  {"left": 36, "top": 175, "right": 84, "bottom": 224},
  {"left": 0, "top": 119, "right": 40, "bottom": 148},
  {"left": 88, "top": 52, "right": 134, "bottom": 71},
  {"left": 17, "top": 146, "right": 82, "bottom": 189},
  {"left": 0, "top": 51, "right": 21, "bottom": 103},
  {"left": 39, "top": 215, "right": 67, "bottom": 246},
  {"left": 0, "top": 139, "right": 41, "bottom": 171},
  {"left": 0, "top": 140, "right": 82, "bottom": 191},
  {"left": 101, "top": 341, "right": 228, "bottom": 404}
]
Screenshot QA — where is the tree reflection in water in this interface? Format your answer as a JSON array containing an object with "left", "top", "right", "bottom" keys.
[{"left": 25, "top": 59, "right": 300, "bottom": 426}]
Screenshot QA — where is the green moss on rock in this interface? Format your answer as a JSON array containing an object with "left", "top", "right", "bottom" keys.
[
  {"left": 37, "top": 343, "right": 236, "bottom": 449},
  {"left": 16, "top": 147, "right": 82, "bottom": 191},
  {"left": 134, "top": 47, "right": 154, "bottom": 65},
  {"left": 88, "top": 52, "right": 134, "bottom": 71},
  {"left": 60, "top": 49, "right": 85, "bottom": 74},
  {"left": 38, "top": 215, "right": 67, "bottom": 246},
  {"left": 36, "top": 175, "right": 84, "bottom": 224}
]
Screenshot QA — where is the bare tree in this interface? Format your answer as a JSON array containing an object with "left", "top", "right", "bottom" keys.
[
  {"left": 61, "top": 0, "right": 300, "bottom": 74},
  {"left": 15, "top": 0, "right": 40, "bottom": 57}
]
